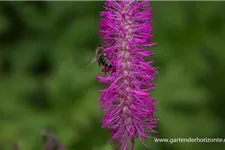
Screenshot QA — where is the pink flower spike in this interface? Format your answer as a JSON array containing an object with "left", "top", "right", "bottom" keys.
[{"left": 97, "top": 0, "right": 158, "bottom": 149}]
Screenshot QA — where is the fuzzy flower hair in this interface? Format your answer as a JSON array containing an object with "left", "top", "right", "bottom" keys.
[{"left": 96, "top": 0, "right": 158, "bottom": 150}]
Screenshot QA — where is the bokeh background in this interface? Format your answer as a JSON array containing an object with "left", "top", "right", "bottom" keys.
[{"left": 0, "top": 1, "right": 225, "bottom": 150}]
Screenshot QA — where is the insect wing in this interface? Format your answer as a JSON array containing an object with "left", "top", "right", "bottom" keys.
[{"left": 87, "top": 56, "right": 97, "bottom": 66}]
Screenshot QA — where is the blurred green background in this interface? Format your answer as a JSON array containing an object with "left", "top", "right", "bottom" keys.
[{"left": 0, "top": 1, "right": 225, "bottom": 150}]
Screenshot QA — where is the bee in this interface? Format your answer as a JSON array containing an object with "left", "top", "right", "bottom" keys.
[{"left": 88, "top": 45, "right": 112, "bottom": 68}]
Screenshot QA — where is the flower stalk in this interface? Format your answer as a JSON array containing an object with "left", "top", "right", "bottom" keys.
[{"left": 97, "top": 0, "right": 158, "bottom": 149}]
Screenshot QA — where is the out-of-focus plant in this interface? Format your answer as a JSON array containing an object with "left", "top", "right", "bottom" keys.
[{"left": 13, "top": 131, "right": 66, "bottom": 150}]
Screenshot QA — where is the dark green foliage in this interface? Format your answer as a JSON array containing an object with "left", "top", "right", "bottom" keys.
[{"left": 0, "top": 1, "right": 225, "bottom": 150}]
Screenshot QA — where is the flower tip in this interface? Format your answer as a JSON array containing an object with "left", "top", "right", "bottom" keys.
[{"left": 148, "top": 42, "right": 157, "bottom": 47}]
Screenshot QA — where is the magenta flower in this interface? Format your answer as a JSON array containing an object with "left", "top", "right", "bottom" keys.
[{"left": 96, "top": 0, "right": 158, "bottom": 149}]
